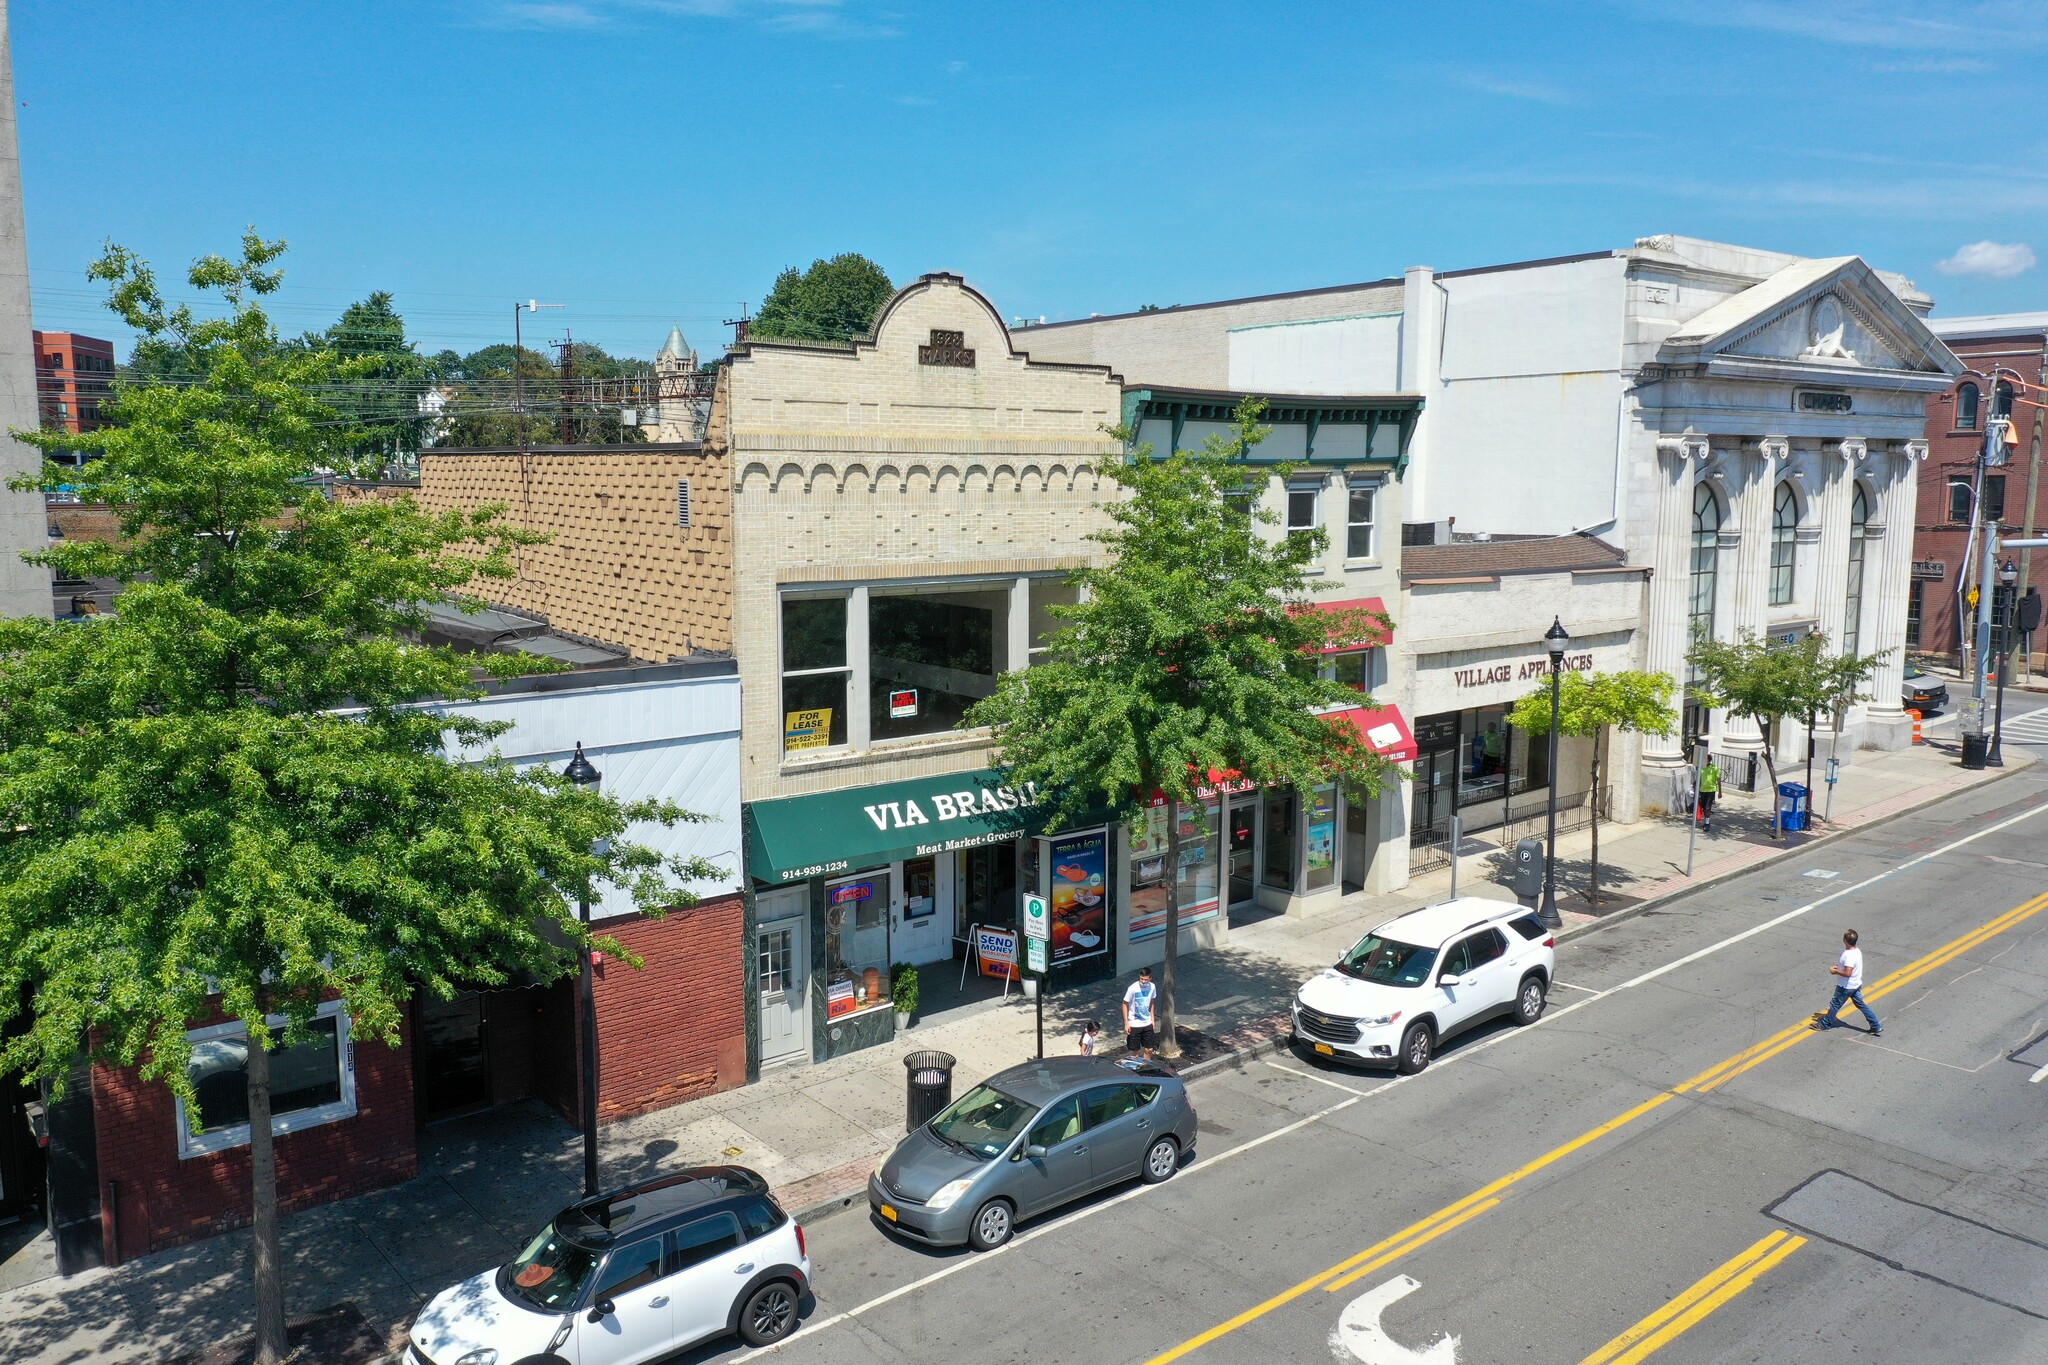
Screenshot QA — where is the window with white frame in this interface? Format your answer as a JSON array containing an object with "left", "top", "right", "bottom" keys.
[
  {"left": 1345, "top": 479, "right": 1377, "bottom": 560},
  {"left": 781, "top": 594, "right": 851, "bottom": 753},
  {"left": 1285, "top": 479, "right": 1320, "bottom": 543},
  {"left": 177, "top": 1001, "right": 356, "bottom": 1158},
  {"left": 1326, "top": 648, "right": 1383, "bottom": 694}
]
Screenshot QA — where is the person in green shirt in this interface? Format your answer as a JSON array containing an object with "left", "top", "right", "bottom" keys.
[{"left": 1697, "top": 759, "right": 1722, "bottom": 833}]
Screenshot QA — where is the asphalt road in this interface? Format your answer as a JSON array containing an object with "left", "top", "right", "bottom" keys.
[{"left": 688, "top": 760, "right": 2048, "bottom": 1365}]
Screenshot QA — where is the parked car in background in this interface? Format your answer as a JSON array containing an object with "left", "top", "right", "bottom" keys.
[
  {"left": 406, "top": 1167, "right": 808, "bottom": 1365},
  {"left": 869, "top": 1055, "right": 1196, "bottom": 1251},
  {"left": 1902, "top": 665, "right": 1949, "bottom": 714},
  {"left": 1293, "top": 898, "right": 1556, "bottom": 1074}
]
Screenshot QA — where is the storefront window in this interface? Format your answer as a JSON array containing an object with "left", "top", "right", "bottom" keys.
[
  {"left": 1455, "top": 705, "right": 1548, "bottom": 811},
  {"left": 825, "top": 869, "right": 892, "bottom": 1017},
  {"left": 1129, "top": 797, "right": 1221, "bottom": 941},
  {"left": 870, "top": 585, "right": 1010, "bottom": 741},
  {"left": 1262, "top": 790, "right": 1297, "bottom": 890},
  {"left": 1304, "top": 785, "right": 1338, "bottom": 891},
  {"left": 178, "top": 1006, "right": 355, "bottom": 1157},
  {"left": 1028, "top": 579, "right": 1081, "bottom": 667},
  {"left": 782, "top": 595, "right": 849, "bottom": 753}
]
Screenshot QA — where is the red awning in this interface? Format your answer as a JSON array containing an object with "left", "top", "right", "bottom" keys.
[
  {"left": 1300, "top": 596, "right": 1393, "bottom": 653},
  {"left": 1327, "top": 704, "right": 1417, "bottom": 763}
]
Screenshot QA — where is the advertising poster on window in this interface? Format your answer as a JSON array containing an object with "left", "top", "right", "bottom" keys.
[
  {"left": 1128, "top": 796, "right": 1221, "bottom": 942},
  {"left": 784, "top": 707, "right": 833, "bottom": 751},
  {"left": 1047, "top": 829, "right": 1109, "bottom": 965}
]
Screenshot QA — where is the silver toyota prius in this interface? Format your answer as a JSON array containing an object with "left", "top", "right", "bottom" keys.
[{"left": 868, "top": 1055, "right": 1197, "bottom": 1251}]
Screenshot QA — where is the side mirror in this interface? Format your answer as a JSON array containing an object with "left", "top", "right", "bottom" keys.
[
  {"left": 1024, "top": 1143, "right": 1048, "bottom": 1160},
  {"left": 587, "top": 1297, "right": 615, "bottom": 1323}
]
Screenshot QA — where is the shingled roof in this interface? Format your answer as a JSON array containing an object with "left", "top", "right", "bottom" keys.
[{"left": 1401, "top": 531, "right": 1631, "bottom": 580}]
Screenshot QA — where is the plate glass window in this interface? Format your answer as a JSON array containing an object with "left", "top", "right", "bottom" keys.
[
  {"left": 1262, "top": 789, "right": 1297, "bottom": 890},
  {"left": 870, "top": 584, "right": 1009, "bottom": 740},
  {"left": 825, "top": 869, "right": 892, "bottom": 1016},
  {"left": 1346, "top": 480, "right": 1377, "bottom": 559},
  {"left": 781, "top": 595, "right": 849, "bottom": 753},
  {"left": 178, "top": 1005, "right": 355, "bottom": 1157}
]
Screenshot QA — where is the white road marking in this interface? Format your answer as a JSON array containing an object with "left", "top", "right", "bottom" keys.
[
  {"left": 737, "top": 795, "right": 2048, "bottom": 1360},
  {"left": 1551, "top": 980, "right": 1599, "bottom": 994},
  {"left": 2028, "top": 1060, "right": 2048, "bottom": 1084},
  {"left": 1803, "top": 869, "right": 1841, "bottom": 879},
  {"left": 1266, "top": 1059, "right": 1377, "bottom": 1095},
  {"left": 1330, "top": 1275, "right": 1459, "bottom": 1364}
]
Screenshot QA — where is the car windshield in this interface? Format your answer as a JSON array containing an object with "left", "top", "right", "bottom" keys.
[
  {"left": 927, "top": 1081, "right": 1038, "bottom": 1159},
  {"left": 503, "top": 1222, "right": 600, "bottom": 1312},
  {"left": 1336, "top": 933, "right": 1438, "bottom": 987}
]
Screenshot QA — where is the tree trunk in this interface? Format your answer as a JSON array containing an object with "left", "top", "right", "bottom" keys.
[
  {"left": 1588, "top": 747, "right": 1601, "bottom": 907},
  {"left": 1758, "top": 719, "right": 1784, "bottom": 841},
  {"left": 1158, "top": 797, "right": 1182, "bottom": 1059},
  {"left": 246, "top": 1025, "right": 291, "bottom": 1364},
  {"left": 1803, "top": 709, "right": 1817, "bottom": 817}
]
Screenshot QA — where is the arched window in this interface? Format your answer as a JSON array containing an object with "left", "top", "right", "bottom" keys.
[
  {"left": 1957, "top": 382, "right": 1980, "bottom": 430},
  {"left": 1995, "top": 381, "right": 2017, "bottom": 420},
  {"left": 1770, "top": 481, "right": 1798, "bottom": 606},
  {"left": 1689, "top": 482, "right": 1722, "bottom": 673},
  {"left": 1843, "top": 484, "right": 1870, "bottom": 658}
]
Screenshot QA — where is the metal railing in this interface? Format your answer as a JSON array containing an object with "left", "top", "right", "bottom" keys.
[
  {"left": 1409, "top": 785, "right": 1613, "bottom": 873},
  {"left": 1705, "top": 751, "right": 1762, "bottom": 794}
]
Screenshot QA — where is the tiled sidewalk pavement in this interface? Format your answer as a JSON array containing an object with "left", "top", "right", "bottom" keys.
[{"left": 0, "top": 741, "right": 2027, "bottom": 1364}]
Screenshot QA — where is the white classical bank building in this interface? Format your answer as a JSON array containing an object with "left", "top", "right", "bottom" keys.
[{"left": 1023, "top": 236, "right": 1965, "bottom": 811}]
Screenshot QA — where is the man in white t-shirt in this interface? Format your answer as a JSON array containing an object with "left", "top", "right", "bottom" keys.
[
  {"left": 1816, "top": 928, "right": 1881, "bottom": 1036},
  {"left": 1122, "top": 967, "right": 1159, "bottom": 1058}
]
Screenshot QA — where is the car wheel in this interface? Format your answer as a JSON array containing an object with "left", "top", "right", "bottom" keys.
[
  {"left": 967, "top": 1198, "right": 1015, "bottom": 1252},
  {"left": 1514, "top": 974, "right": 1548, "bottom": 1026},
  {"left": 737, "top": 1279, "right": 800, "bottom": 1347},
  {"left": 1141, "top": 1136, "right": 1179, "bottom": 1184},
  {"left": 1398, "top": 1021, "right": 1435, "bottom": 1074}
]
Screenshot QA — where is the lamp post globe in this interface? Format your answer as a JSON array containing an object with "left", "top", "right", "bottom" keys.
[
  {"left": 1539, "top": 618, "right": 1569, "bottom": 928},
  {"left": 563, "top": 742, "right": 603, "bottom": 1196}
]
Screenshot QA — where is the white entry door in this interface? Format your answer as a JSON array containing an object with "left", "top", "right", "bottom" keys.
[
  {"left": 757, "top": 888, "right": 808, "bottom": 1068},
  {"left": 894, "top": 856, "right": 952, "bottom": 966}
]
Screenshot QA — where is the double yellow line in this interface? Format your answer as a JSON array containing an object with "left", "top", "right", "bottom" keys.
[
  {"left": 1142, "top": 888, "right": 2048, "bottom": 1365},
  {"left": 1579, "top": 1231, "right": 1807, "bottom": 1365}
]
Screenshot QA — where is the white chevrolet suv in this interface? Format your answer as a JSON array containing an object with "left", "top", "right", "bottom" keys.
[
  {"left": 407, "top": 1167, "right": 808, "bottom": 1365},
  {"left": 1292, "top": 898, "right": 1555, "bottom": 1074}
]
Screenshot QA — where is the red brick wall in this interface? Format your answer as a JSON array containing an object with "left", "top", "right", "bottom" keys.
[
  {"left": 587, "top": 892, "right": 747, "bottom": 1122},
  {"left": 91, "top": 1013, "right": 418, "bottom": 1265}
]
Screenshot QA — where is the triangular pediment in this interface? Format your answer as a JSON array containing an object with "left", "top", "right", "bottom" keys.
[{"left": 1658, "top": 257, "right": 1963, "bottom": 377}]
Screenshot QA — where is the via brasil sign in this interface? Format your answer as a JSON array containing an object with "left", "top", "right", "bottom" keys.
[{"left": 745, "top": 769, "right": 1048, "bottom": 885}]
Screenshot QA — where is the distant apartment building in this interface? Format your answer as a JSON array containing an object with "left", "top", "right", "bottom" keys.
[
  {"left": 34, "top": 329, "right": 115, "bottom": 441},
  {"left": 1914, "top": 313, "right": 2048, "bottom": 668}
]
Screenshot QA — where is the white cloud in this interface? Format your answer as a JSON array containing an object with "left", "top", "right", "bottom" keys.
[
  {"left": 1627, "top": 0, "right": 2045, "bottom": 52},
  {"left": 483, "top": 2, "right": 610, "bottom": 29},
  {"left": 1454, "top": 71, "right": 1576, "bottom": 105},
  {"left": 1937, "top": 240, "right": 2039, "bottom": 279}
]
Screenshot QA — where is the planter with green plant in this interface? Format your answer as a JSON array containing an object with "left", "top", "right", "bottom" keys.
[{"left": 890, "top": 962, "right": 919, "bottom": 1030}]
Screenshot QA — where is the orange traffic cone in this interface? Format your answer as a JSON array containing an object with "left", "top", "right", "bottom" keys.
[{"left": 1909, "top": 709, "right": 1923, "bottom": 745}]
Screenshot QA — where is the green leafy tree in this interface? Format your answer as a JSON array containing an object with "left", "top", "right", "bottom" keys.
[
  {"left": 969, "top": 400, "right": 1402, "bottom": 1055},
  {"left": 0, "top": 233, "right": 712, "bottom": 1363},
  {"left": 435, "top": 340, "right": 652, "bottom": 447},
  {"left": 1507, "top": 669, "right": 1676, "bottom": 905},
  {"left": 315, "top": 291, "right": 439, "bottom": 468},
  {"left": 750, "top": 253, "right": 895, "bottom": 343},
  {"left": 1687, "top": 630, "right": 1886, "bottom": 838}
]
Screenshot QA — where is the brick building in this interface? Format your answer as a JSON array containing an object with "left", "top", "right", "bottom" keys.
[
  {"left": 1914, "top": 314, "right": 2048, "bottom": 668},
  {"left": 33, "top": 328, "right": 114, "bottom": 442}
]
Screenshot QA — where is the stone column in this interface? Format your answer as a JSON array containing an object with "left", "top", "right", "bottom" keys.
[
  {"left": 1859, "top": 440, "right": 1921, "bottom": 746},
  {"left": 1812, "top": 439, "right": 1861, "bottom": 650},
  {"left": 1643, "top": 430, "right": 1708, "bottom": 772},
  {"left": 1719, "top": 436, "right": 1786, "bottom": 753}
]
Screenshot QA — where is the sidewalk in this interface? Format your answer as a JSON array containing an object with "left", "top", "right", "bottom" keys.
[{"left": 0, "top": 739, "right": 2030, "bottom": 1364}]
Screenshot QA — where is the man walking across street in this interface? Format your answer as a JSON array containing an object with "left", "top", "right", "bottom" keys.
[
  {"left": 1122, "top": 966, "right": 1159, "bottom": 1059},
  {"left": 1697, "top": 758, "right": 1721, "bottom": 833},
  {"left": 1815, "top": 929, "right": 1881, "bottom": 1036}
]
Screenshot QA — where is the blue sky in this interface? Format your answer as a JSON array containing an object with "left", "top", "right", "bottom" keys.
[{"left": 18, "top": 1, "right": 2048, "bottom": 360}]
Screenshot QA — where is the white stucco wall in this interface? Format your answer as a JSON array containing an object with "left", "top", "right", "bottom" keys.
[
  {"left": 435, "top": 670, "right": 745, "bottom": 918},
  {"left": 1229, "top": 313, "right": 1404, "bottom": 393}
]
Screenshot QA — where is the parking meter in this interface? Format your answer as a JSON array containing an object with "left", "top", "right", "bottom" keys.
[{"left": 1511, "top": 837, "right": 1545, "bottom": 906}]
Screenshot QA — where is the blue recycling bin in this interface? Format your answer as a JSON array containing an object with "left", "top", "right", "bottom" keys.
[{"left": 1776, "top": 782, "right": 1810, "bottom": 833}]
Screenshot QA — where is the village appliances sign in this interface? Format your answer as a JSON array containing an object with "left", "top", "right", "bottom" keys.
[{"left": 1453, "top": 652, "right": 1595, "bottom": 690}]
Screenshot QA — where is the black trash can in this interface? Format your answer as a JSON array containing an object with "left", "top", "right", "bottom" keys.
[
  {"left": 903, "top": 1050, "right": 957, "bottom": 1133},
  {"left": 1961, "top": 731, "right": 1989, "bottom": 770}
]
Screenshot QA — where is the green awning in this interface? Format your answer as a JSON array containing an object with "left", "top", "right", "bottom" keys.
[{"left": 745, "top": 769, "right": 1048, "bottom": 884}]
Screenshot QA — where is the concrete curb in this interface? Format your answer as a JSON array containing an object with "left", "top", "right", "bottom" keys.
[
  {"left": 783, "top": 759, "right": 2037, "bottom": 1229},
  {"left": 1554, "top": 755, "right": 2038, "bottom": 945}
]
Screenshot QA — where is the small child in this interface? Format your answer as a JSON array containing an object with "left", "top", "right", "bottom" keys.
[{"left": 1079, "top": 1020, "right": 1100, "bottom": 1056}]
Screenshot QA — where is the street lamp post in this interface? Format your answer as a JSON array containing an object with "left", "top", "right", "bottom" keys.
[
  {"left": 1993, "top": 558, "right": 2018, "bottom": 766},
  {"left": 563, "top": 741, "right": 603, "bottom": 1198},
  {"left": 1539, "top": 617, "right": 1569, "bottom": 929}
]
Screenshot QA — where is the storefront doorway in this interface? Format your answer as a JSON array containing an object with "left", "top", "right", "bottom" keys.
[
  {"left": 955, "top": 841, "right": 1018, "bottom": 938},
  {"left": 757, "top": 887, "right": 809, "bottom": 1069},
  {"left": 418, "top": 994, "right": 490, "bottom": 1122},
  {"left": 1226, "top": 797, "right": 1258, "bottom": 910}
]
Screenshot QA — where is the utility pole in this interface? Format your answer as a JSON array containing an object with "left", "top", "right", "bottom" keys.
[
  {"left": 1962, "top": 367, "right": 2025, "bottom": 768},
  {"left": 555, "top": 331, "right": 574, "bottom": 446},
  {"left": 512, "top": 299, "right": 563, "bottom": 448}
]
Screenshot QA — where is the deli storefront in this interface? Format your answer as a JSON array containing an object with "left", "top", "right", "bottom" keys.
[{"left": 743, "top": 770, "right": 1128, "bottom": 1066}]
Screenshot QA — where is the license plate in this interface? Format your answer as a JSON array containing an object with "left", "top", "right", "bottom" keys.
[
  {"left": 879, "top": 1204, "right": 898, "bottom": 1222},
  {"left": 1314, "top": 1043, "right": 1334, "bottom": 1056}
]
